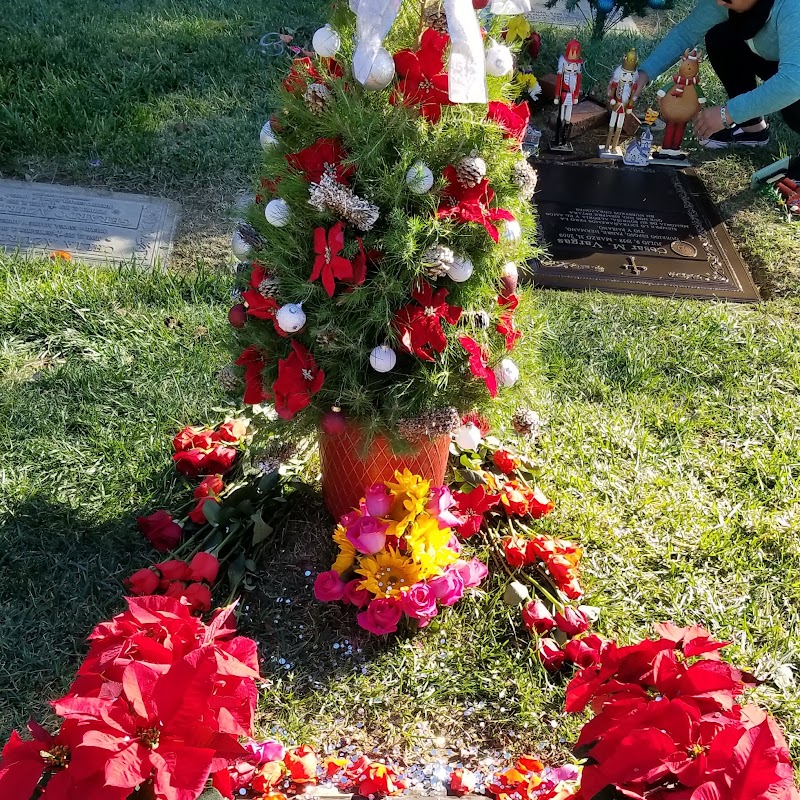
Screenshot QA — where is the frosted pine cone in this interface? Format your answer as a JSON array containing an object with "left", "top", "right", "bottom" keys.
[
  {"left": 397, "top": 407, "right": 460, "bottom": 441},
  {"left": 456, "top": 154, "right": 487, "bottom": 188},
  {"left": 217, "top": 366, "right": 241, "bottom": 393},
  {"left": 513, "top": 159, "right": 538, "bottom": 201},
  {"left": 512, "top": 407, "right": 540, "bottom": 437},
  {"left": 308, "top": 171, "right": 380, "bottom": 232},
  {"left": 258, "top": 274, "right": 281, "bottom": 298},
  {"left": 305, "top": 82, "right": 333, "bottom": 115},
  {"left": 423, "top": 4, "right": 448, "bottom": 33},
  {"left": 421, "top": 244, "right": 455, "bottom": 279}
]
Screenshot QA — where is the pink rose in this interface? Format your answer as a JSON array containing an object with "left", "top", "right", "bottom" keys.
[
  {"left": 357, "top": 597, "right": 403, "bottom": 635},
  {"left": 454, "top": 558, "right": 488, "bottom": 588},
  {"left": 400, "top": 582, "right": 438, "bottom": 626},
  {"left": 245, "top": 739, "right": 286, "bottom": 765},
  {"left": 346, "top": 515, "right": 388, "bottom": 555},
  {"left": 447, "top": 533, "right": 462, "bottom": 554},
  {"left": 428, "top": 569, "right": 465, "bottom": 607},
  {"left": 538, "top": 638, "right": 565, "bottom": 671},
  {"left": 427, "top": 486, "right": 463, "bottom": 529},
  {"left": 522, "top": 600, "right": 556, "bottom": 634},
  {"left": 343, "top": 579, "right": 371, "bottom": 608},
  {"left": 555, "top": 606, "right": 590, "bottom": 636},
  {"left": 340, "top": 510, "right": 361, "bottom": 528},
  {"left": 314, "top": 570, "right": 347, "bottom": 602},
  {"left": 365, "top": 483, "right": 392, "bottom": 517}
]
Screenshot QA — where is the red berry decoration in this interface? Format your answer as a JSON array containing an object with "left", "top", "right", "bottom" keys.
[
  {"left": 528, "top": 31, "right": 542, "bottom": 60},
  {"left": 321, "top": 409, "right": 347, "bottom": 436},
  {"left": 228, "top": 304, "right": 247, "bottom": 328}
]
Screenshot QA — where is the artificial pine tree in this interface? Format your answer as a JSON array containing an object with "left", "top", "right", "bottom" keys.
[
  {"left": 226, "top": 0, "right": 541, "bottom": 446},
  {"left": 545, "top": 0, "right": 673, "bottom": 39}
]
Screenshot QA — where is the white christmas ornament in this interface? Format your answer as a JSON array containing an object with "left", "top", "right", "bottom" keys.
[
  {"left": 264, "top": 198, "right": 290, "bottom": 227},
  {"left": 369, "top": 345, "right": 397, "bottom": 373},
  {"left": 312, "top": 25, "right": 341, "bottom": 58},
  {"left": 485, "top": 40, "right": 514, "bottom": 77},
  {"left": 454, "top": 422, "right": 483, "bottom": 450},
  {"left": 406, "top": 162, "right": 435, "bottom": 194},
  {"left": 495, "top": 358, "right": 520, "bottom": 388},
  {"left": 259, "top": 120, "right": 278, "bottom": 149},
  {"left": 501, "top": 219, "right": 522, "bottom": 243},
  {"left": 276, "top": 303, "right": 306, "bottom": 334},
  {"left": 448, "top": 255, "right": 474, "bottom": 283},
  {"left": 361, "top": 47, "right": 396, "bottom": 91},
  {"left": 231, "top": 231, "right": 252, "bottom": 258}
]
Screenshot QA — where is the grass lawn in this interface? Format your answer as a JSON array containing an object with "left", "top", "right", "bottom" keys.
[{"left": 1, "top": 0, "right": 800, "bottom": 778}]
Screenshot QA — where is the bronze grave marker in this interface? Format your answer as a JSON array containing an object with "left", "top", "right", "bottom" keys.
[{"left": 529, "top": 161, "right": 759, "bottom": 302}]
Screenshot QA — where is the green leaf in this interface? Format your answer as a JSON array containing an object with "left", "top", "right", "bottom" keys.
[
  {"left": 201, "top": 500, "right": 222, "bottom": 526},
  {"left": 251, "top": 511, "right": 274, "bottom": 546},
  {"left": 245, "top": 558, "right": 258, "bottom": 572},
  {"left": 258, "top": 470, "right": 281, "bottom": 495},
  {"left": 227, "top": 552, "right": 247, "bottom": 589}
]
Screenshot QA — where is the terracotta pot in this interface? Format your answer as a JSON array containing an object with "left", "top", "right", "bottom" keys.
[{"left": 318, "top": 422, "right": 451, "bottom": 521}]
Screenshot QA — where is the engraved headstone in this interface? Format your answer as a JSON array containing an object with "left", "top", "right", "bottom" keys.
[
  {"left": 0, "top": 180, "right": 179, "bottom": 268},
  {"left": 529, "top": 161, "right": 759, "bottom": 302}
]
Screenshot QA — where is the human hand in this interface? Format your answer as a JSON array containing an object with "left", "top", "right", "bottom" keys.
[{"left": 694, "top": 105, "right": 727, "bottom": 140}]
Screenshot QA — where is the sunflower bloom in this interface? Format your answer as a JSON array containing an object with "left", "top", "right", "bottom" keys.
[
  {"left": 406, "top": 516, "right": 459, "bottom": 577},
  {"left": 356, "top": 548, "right": 421, "bottom": 598},
  {"left": 332, "top": 524, "right": 357, "bottom": 575}
]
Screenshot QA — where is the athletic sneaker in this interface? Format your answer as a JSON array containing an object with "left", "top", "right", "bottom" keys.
[{"left": 700, "top": 125, "right": 771, "bottom": 149}]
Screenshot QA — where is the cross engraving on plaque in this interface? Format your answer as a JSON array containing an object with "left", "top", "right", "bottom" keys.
[{"left": 621, "top": 256, "right": 646, "bottom": 276}]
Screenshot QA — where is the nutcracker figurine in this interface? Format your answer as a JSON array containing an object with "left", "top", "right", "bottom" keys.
[
  {"left": 654, "top": 48, "right": 707, "bottom": 163},
  {"left": 601, "top": 49, "right": 640, "bottom": 158},
  {"left": 551, "top": 39, "right": 583, "bottom": 152}
]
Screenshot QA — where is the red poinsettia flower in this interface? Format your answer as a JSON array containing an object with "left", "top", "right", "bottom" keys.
[
  {"left": 311, "top": 223, "right": 354, "bottom": 297},
  {"left": 438, "top": 165, "right": 515, "bottom": 242},
  {"left": 497, "top": 294, "right": 522, "bottom": 351},
  {"left": 452, "top": 486, "right": 500, "bottom": 537},
  {"left": 241, "top": 290, "right": 288, "bottom": 338},
  {"left": 653, "top": 622, "right": 730, "bottom": 659},
  {"left": 487, "top": 100, "right": 531, "bottom": 143},
  {"left": 393, "top": 282, "right": 462, "bottom": 362},
  {"left": 272, "top": 341, "right": 325, "bottom": 420},
  {"left": 458, "top": 335, "right": 498, "bottom": 397},
  {"left": 392, "top": 29, "right": 453, "bottom": 123},
  {"left": 282, "top": 56, "right": 343, "bottom": 94},
  {"left": 235, "top": 346, "right": 272, "bottom": 406},
  {"left": 461, "top": 411, "right": 490, "bottom": 435},
  {"left": 286, "top": 137, "right": 354, "bottom": 184}
]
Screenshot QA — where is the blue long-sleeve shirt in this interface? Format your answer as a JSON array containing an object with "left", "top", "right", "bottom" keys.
[{"left": 639, "top": 0, "right": 800, "bottom": 124}]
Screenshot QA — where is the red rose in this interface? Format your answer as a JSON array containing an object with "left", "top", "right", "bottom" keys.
[
  {"left": 522, "top": 600, "right": 556, "bottom": 634},
  {"left": 284, "top": 745, "right": 317, "bottom": 783},
  {"left": 564, "top": 636, "right": 603, "bottom": 668},
  {"left": 173, "top": 426, "right": 214, "bottom": 452},
  {"left": 188, "top": 498, "right": 212, "bottom": 524},
  {"left": 136, "top": 510, "right": 183, "bottom": 552},
  {"left": 194, "top": 474, "right": 224, "bottom": 500},
  {"left": 538, "top": 638, "right": 565, "bottom": 671},
  {"left": 188, "top": 552, "right": 220, "bottom": 584},
  {"left": 213, "top": 419, "right": 248, "bottom": 444},
  {"left": 555, "top": 606, "right": 590, "bottom": 636},
  {"left": 124, "top": 568, "right": 160, "bottom": 596},
  {"left": 183, "top": 582, "right": 212, "bottom": 613},
  {"left": 173, "top": 448, "right": 206, "bottom": 477},
  {"left": 202, "top": 445, "right": 238, "bottom": 475},
  {"left": 503, "top": 536, "right": 530, "bottom": 568},
  {"left": 156, "top": 560, "right": 191, "bottom": 582},
  {"left": 493, "top": 448, "right": 520, "bottom": 476}
]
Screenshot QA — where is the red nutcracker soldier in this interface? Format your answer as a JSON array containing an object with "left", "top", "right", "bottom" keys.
[{"left": 551, "top": 39, "right": 583, "bottom": 152}]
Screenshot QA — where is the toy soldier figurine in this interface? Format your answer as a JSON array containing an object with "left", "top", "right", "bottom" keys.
[
  {"left": 551, "top": 39, "right": 583, "bottom": 152},
  {"left": 602, "top": 49, "right": 640, "bottom": 157},
  {"left": 654, "top": 48, "right": 707, "bottom": 162}
]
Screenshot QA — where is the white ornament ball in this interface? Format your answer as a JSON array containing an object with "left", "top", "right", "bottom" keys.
[
  {"left": 501, "top": 219, "right": 523, "bottom": 243},
  {"left": 485, "top": 40, "right": 514, "bottom": 77},
  {"left": 495, "top": 358, "right": 520, "bottom": 388},
  {"left": 362, "top": 47, "right": 396, "bottom": 91},
  {"left": 449, "top": 255, "right": 474, "bottom": 283},
  {"left": 406, "top": 162, "right": 435, "bottom": 194},
  {"left": 276, "top": 303, "right": 306, "bottom": 334},
  {"left": 312, "top": 25, "right": 341, "bottom": 58},
  {"left": 265, "top": 198, "right": 290, "bottom": 227},
  {"left": 231, "top": 231, "right": 252, "bottom": 258},
  {"left": 454, "top": 422, "right": 483, "bottom": 451},
  {"left": 260, "top": 120, "right": 278, "bottom": 149},
  {"left": 369, "top": 345, "right": 397, "bottom": 373}
]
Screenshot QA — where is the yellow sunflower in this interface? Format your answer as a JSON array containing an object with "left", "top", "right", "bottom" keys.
[
  {"left": 356, "top": 548, "right": 421, "bottom": 598},
  {"left": 331, "top": 524, "right": 356, "bottom": 575}
]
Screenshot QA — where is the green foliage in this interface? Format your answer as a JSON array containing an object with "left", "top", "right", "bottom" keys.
[{"left": 229, "top": 1, "right": 541, "bottom": 439}]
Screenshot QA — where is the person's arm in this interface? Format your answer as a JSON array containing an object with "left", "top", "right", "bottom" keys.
[
  {"left": 638, "top": 0, "right": 727, "bottom": 83},
  {"left": 726, "top": 4, "right": 800, "bottom": 123}
]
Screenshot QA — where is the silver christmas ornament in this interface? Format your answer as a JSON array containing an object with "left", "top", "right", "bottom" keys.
[
  {"left": 265, "top": 198, "right": 291, "bottom": 227},
  {"left": 231, "top": 231, "right": 252, "bottom": 258},
  {"left": 406, "top": 162, "right": 435, "bottom": 194},
  {"left": 276, "top": 303, "right": 306, "bottom": 333},
  {"left": 485, "top": 40, "right": 514, "bottom": 77},
  {"left": 312, "top": 24, "right": 341, "bottom": 58},
  {"left": 260, "top": 120, "right": 278, "bottom": 149},
  {"left": 501, "top": 219, "right": 522, "bottom": 243},
  {"left": 501, "top": 262, "right": 519, "bottom": 295},
  {"left": 448, "top": 255, "right": 474, "bottom": 283},
  {"left": 495, "top": 358, "right": 520, "bottom": 388},
  {"left": 453, "top": 422, "right": 482, "bottom": 450},
  {"left": 369, "top": 345, "right": 397, "bottom": 373},
  {"left": 362, "top": 47, "right": 396, "bottom": 91}
]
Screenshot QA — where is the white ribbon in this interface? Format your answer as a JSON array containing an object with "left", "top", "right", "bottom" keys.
[
  {"left": 489, "top": 0, "right": 533, "bottom": 13},
  {"left": 352, "top": 0, "right": 403, "bottom": 87}
]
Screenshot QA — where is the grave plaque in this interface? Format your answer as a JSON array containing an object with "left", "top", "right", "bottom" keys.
[
  {"left": 530, "top": 162, "right": 759, "bottom": 302},
  {"left": 0, "top": 180, "right": 179, "bottom": 268}
]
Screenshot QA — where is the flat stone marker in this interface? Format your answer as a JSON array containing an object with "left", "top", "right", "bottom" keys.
[
  {"left": 0, "top": 180, "right": 179, "bottom": 268},
  {"left": 529, "top": 161, "right": 760, "bottom": 302}
]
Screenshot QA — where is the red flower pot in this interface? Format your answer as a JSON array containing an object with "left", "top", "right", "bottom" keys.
[{"left": 318, "top": 422, "right": 450, "bottom": 521}]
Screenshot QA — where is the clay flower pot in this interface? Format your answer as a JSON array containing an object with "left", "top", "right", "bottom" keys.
[{"left": 318, "top": 421, "right": 450, "bottom": 521}]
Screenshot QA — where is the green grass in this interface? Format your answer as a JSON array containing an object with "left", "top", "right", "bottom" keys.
[{"left": 1, "top": 0, "right": 800, "bottom": 778}]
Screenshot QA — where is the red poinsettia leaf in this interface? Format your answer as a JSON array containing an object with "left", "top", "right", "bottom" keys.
[
  {"left": 105, "top": 741, "right": 153, "bottom": 789},
  {"left": 419, "top": 102, "right": 443, "bottom": 123},
  {"left": 321, "top": 264, "right": 336, "bottom": 297},
  {"left": 691, "top": 781, "right": 726, "bottom": 800},
  {"left": 314, "top": 227, "right": 327, "bottom": 254},
  {"left": 122, "top": 662, "right": 160, "bottom": 721},
  {"left": 394, "top": 50, "right": 422, "bottom": 82},
  {"left": 419, "top": 28, "right": 448, "bottom": 72},
  {"left": 330, "top": 255, "right": 354, "bottom": 281},
  {"left": 154, "top": 744, "right": 217, "bottom": 800},
  {"left": 328, "top": 222, "right": 346, "bottom": 255}
]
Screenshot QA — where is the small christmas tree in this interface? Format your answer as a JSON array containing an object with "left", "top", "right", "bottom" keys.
[
  {"left": 545, "top": 0, "right": 673, "bottom": 39},
  {"left": 226, "top": 0, "right": 540, "bottom": 445}
]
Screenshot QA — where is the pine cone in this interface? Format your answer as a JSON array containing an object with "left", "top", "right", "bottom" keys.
[
  {"left": 258, "top": 275, "right": 281, "bottom": 298},
  {"left": 421, "top": 244, "right": 455, "bottom": 279},
  {"left": 305, "top": 82, "right": 333, "bottom": 115},
  {"left": 217, "top": 366, "right": 241, "bottom": 393},
  {"left": 472, "top": 310, "right": 491, "bottom": 330},
  {"left": 308, "top": 171, "right": 380, "bottom": 231},
  {"left": 397, "top": 407, "right": 461, "bottom": 442},
  {"left": 456, "top": 154, "right": 487, "bottom": 188},
  {"left": 512, "top": 407, "right": 540, "bottom": 437},
  {"left": 423, "top": 4, "right": 448, "bottom": 33},
  {"left": 513, "top": 159, "right": 539, "bottom": 201},
  {"left": 230, "top": 287, "right": 244, "bottom": 304},
  {"left": 315, "top": 327, "right": 340, "bottom": 350}
]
